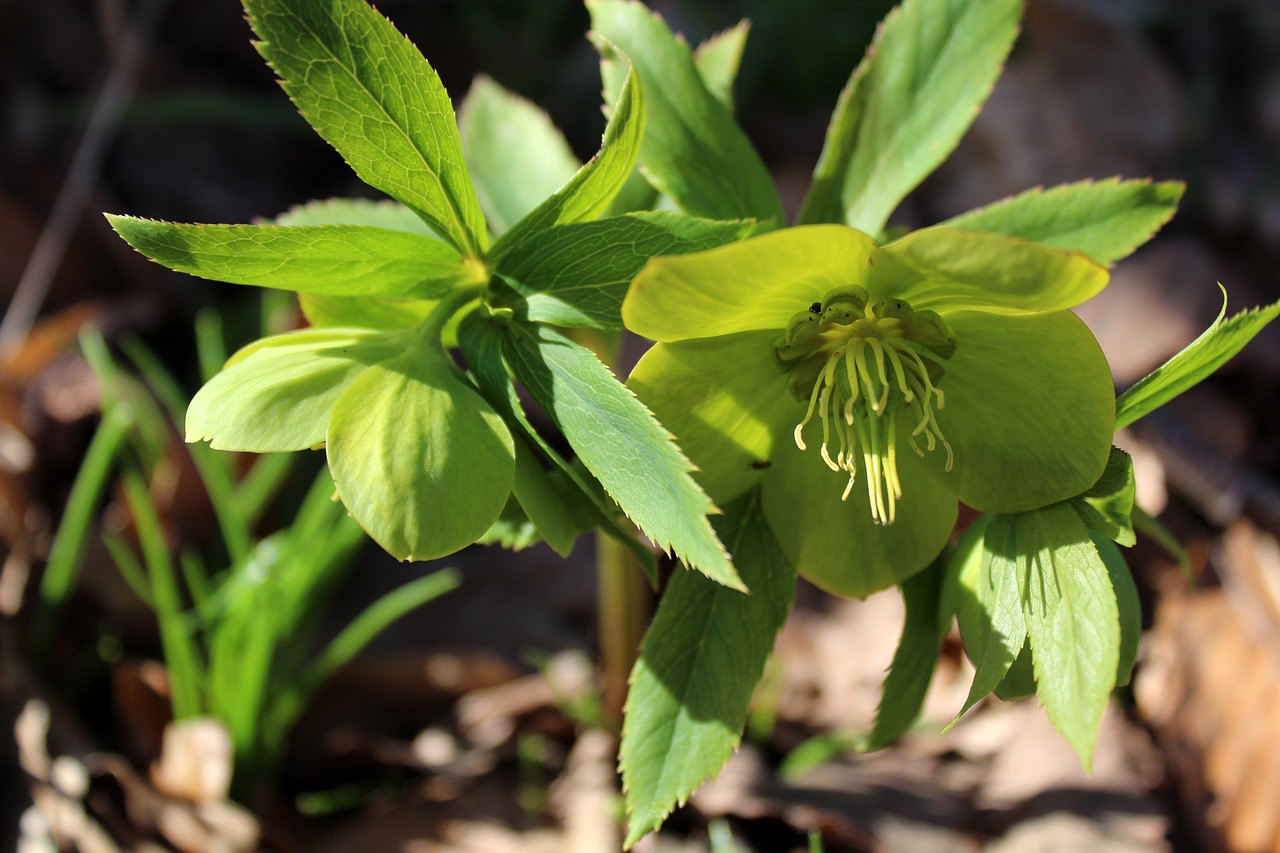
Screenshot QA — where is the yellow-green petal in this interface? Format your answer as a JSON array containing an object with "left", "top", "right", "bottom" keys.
[
  {"left": 622, "top": 225, "right": 876, "bottom": 343},
  {"left": 327, "top": 338, "right": 515, "bottom": 561},
  {"left": 761, "top": 435, "right": 957, "bottom": 598},
  {"left": 627, "top": 330, "right": 799, "bottom": 506},
  {"left": 938, "top": 311, "right": 1114, "bottom": 513},
  {"left": 874, "top": 227, "right": 1109, "bottom": 315},
  {"left": 186, "top": 328, "right": 405, "bottom": 452}
]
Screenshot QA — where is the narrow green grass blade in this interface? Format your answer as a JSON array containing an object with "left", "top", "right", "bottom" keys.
[
  {"left": 78, "top": 326, "right": 125, "bottom": 407},
  {"left": 234, "top": 452, "right": 296, "bottom": 526},
  {"left": 101, "top": 531, "right": 153, "bottom": 606},
  {"left": 178, "top": 548, "right": 212, "bottom": 611},
  {"left": 195, "top": 307, "right": 227, "bottom": 385},
  {"left": 269, "top": 569, "right": 460, "bottom": 740},
  {"left": 122, "top": 466, "right": 205, "bottom": 719},
  {"left": 39, "top": 405, "right": 131, "bottom": 607},
  {"left": 119, "top": 333, "right": 254, "bottom": 560},
  {"left": 118, "top": 333, "right": 190, "bottom": 423}
]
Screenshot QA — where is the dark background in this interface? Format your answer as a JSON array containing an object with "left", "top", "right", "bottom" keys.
[{"left": 4, "top": 1, "right": 1280, "bottom": 850}]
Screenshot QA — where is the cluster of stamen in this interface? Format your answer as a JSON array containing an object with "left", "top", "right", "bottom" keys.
[{"left": 772, "top": 286, "right": 956, "bottom": 525}]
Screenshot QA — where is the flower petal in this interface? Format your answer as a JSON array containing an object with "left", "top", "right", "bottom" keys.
[
  {"left": 327, "top": 339, "right": 515, "bottom": 561},
  {"left": 622, "top": 225, "right": 876, "bottom": 342},
  {"left": 761, "top": 435, "right": 957, "bottom": 598},
  {"left": 627, "top": 330, "right": 801, "bottom": 505},
  {"left": 938, "top": 310, "right": 1114, "bottom": 512},
  {"left": 874, "top": 227, "right": 1109, "bottom": 315},
  {"left": 186, "top": 328, "right": 406, "bottom": 452}
]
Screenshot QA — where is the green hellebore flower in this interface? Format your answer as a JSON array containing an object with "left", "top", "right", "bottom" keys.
[
  {"left": 623, "top": 225, "right": 1116, "bottom": 597},
  {"left": 185, "top": 290, "right": 516, "bottom": 562}
]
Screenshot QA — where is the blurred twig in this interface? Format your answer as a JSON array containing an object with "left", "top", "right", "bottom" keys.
[{"left": 0, "top": 0, "right": 167, "bottom": 359}]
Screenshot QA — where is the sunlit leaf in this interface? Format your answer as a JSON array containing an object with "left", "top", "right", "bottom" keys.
[
  {"left": 1115, "top": 291, "right": 1280, "bottom": 429},
  {"left": 459, "top": 75, "right": 580, "bottom": 236},
  {"left": 588, "top": 0, "right": 782, "bottom": 223},
  {"left": 244, "top": 0, "right": 487, "bottom": 254},
  {"left": 107, "top": 216, "right": 479, "bottom": 298},
  {"left": 940, "top": 178, "right": 1184, "bottom": 265},
  {"left": 797, "top": 0, "right": 1020, "bottom": 234},
  {"left": 621, "top": 493, "right": 794, "bottom": 846},
  {"left": 502, "top": 323, "right": 741, "bottom": 589}
]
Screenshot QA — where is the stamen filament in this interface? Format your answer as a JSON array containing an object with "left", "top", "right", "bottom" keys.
[
  {"left": 869, "top": 339, "right": 892, "bottom": 413},
  {"left": 780, "top": 289, "right": 957, "bottom": 524}
]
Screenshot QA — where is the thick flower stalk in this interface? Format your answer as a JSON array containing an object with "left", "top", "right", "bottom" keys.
[{"left": 623, "top": 224, "right": 1117, "bottom": 596}]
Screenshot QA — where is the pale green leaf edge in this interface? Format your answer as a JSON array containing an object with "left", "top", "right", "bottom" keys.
[{"left": 1115, "top": 289, "right": 1280, "bottom": 429}]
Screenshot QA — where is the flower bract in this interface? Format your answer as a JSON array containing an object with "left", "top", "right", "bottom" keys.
[
  {"left": 623, "top": 225, "right": 1116, "bottom": 596},
  {"left": 185, "top": 308, "right": 516, "bottom": 562}
]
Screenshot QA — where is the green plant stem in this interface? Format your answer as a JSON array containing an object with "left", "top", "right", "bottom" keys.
[
  {"left": 597, "top": 530, "right": 649, "bottom": 726},
  {"left": 423, "top": 285, "right": 484, "bottom": 341}
]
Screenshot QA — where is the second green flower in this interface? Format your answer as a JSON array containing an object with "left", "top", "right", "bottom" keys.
[{"left": 623, "top": 224, "right": 1116, "bottom": 596}]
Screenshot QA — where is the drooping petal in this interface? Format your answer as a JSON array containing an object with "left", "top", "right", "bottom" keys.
[
  {"left": 327, "top": 339, "right": 515, "bottom": 561},
  {"left": 623, "top": 225, "right": 876, "bottom": 343},
  {"left": 873, "top": 228, "right": 1109, "bottom": 316},
  {"left": 186, "top": 328, "right": 407, "bottom": 452},
  {"left": 627, "top": 330, "right": 800, "bottom": 506},
  {"left": 761, "top": 434, "right": 957, "bottom": 598},
  {"left": 938, "top": 310, "right": 1114, "bottom": 512}
]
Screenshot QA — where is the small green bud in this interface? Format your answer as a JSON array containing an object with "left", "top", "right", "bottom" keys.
[
  {"left": 820, "top": 285, "right": 870, "bottom": 325},
  {"left": 910, "top": 309, "right": 957, "bottom": 359},
  {"left": 784, "top": 309, "right": 822, "bottom": 347},
  {"left": 871, "top": 297, "right": 916, "bottom": 324}
]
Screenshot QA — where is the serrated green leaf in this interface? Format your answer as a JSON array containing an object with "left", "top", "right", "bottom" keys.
[
  {"left": 797, "top": 0, "right": 1020, "bottom": 234},
  {"left": 1115, "top": 291, "right": 1280, "bottom": 429},
  {"left": 693, "top": 21, "right": 750, "bottom": 113},
  {"left": 456, "top": 313, "right": 658, "bottom": 580},
  {"left": 864, "top": 560, "right": 948, "bottom": 750},
  {"left": 1071, "top": 446, "right": 1137, "bottom": 546},
  {"left": 244, "top": 0, "right": 486, "bottom": 255},
  {"left": 1094, "top": 535, "right": 1141, "bottom": 688},
  {"left": 601, "top": 20, "right": 746, "bottom": 218},
  {"left": 501, "top": 322, "right": 741, "bottom": 589},
  {"left": 1010, "top": 504, "right": 1119, "bottom": 769},
  {"left": 490, "top": 50, "right": 644, "bottom": 258},
  {"left": 186, "top": 328, "right": 406, "bottom": 452},
  {"left": 621, "top": 492, "right": 795, "bottom": 847},
  {"left": 458, "top": 75, "right": 581, "bottom": 236},
  {"left": 948, "top": 515, "right": 1027, "bottom": 725},
  {"left": 106, "top": 216, "right": 480, "bottom": 298},
  {"left": 491, "top": 212, "right": 759, "bottom": 328},
  {"left": 272, "top": 197, "right": 440, "bottom": 235},
  {"left": 326, "top": 332, "right": 515, "bottom": 561},
  {"left": 940, "top": 179, "right": 1184, "bottom": 266},
  {"left": 588, "top": 0, "right": 782, "bottom": 223},
  {"left": 268, "top": 200, "right": 444, "bottom": 329}
]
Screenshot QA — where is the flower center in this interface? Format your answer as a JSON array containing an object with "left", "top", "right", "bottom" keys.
[{"left": 772, "top": 286, "right": 956, "bottom": 526}]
